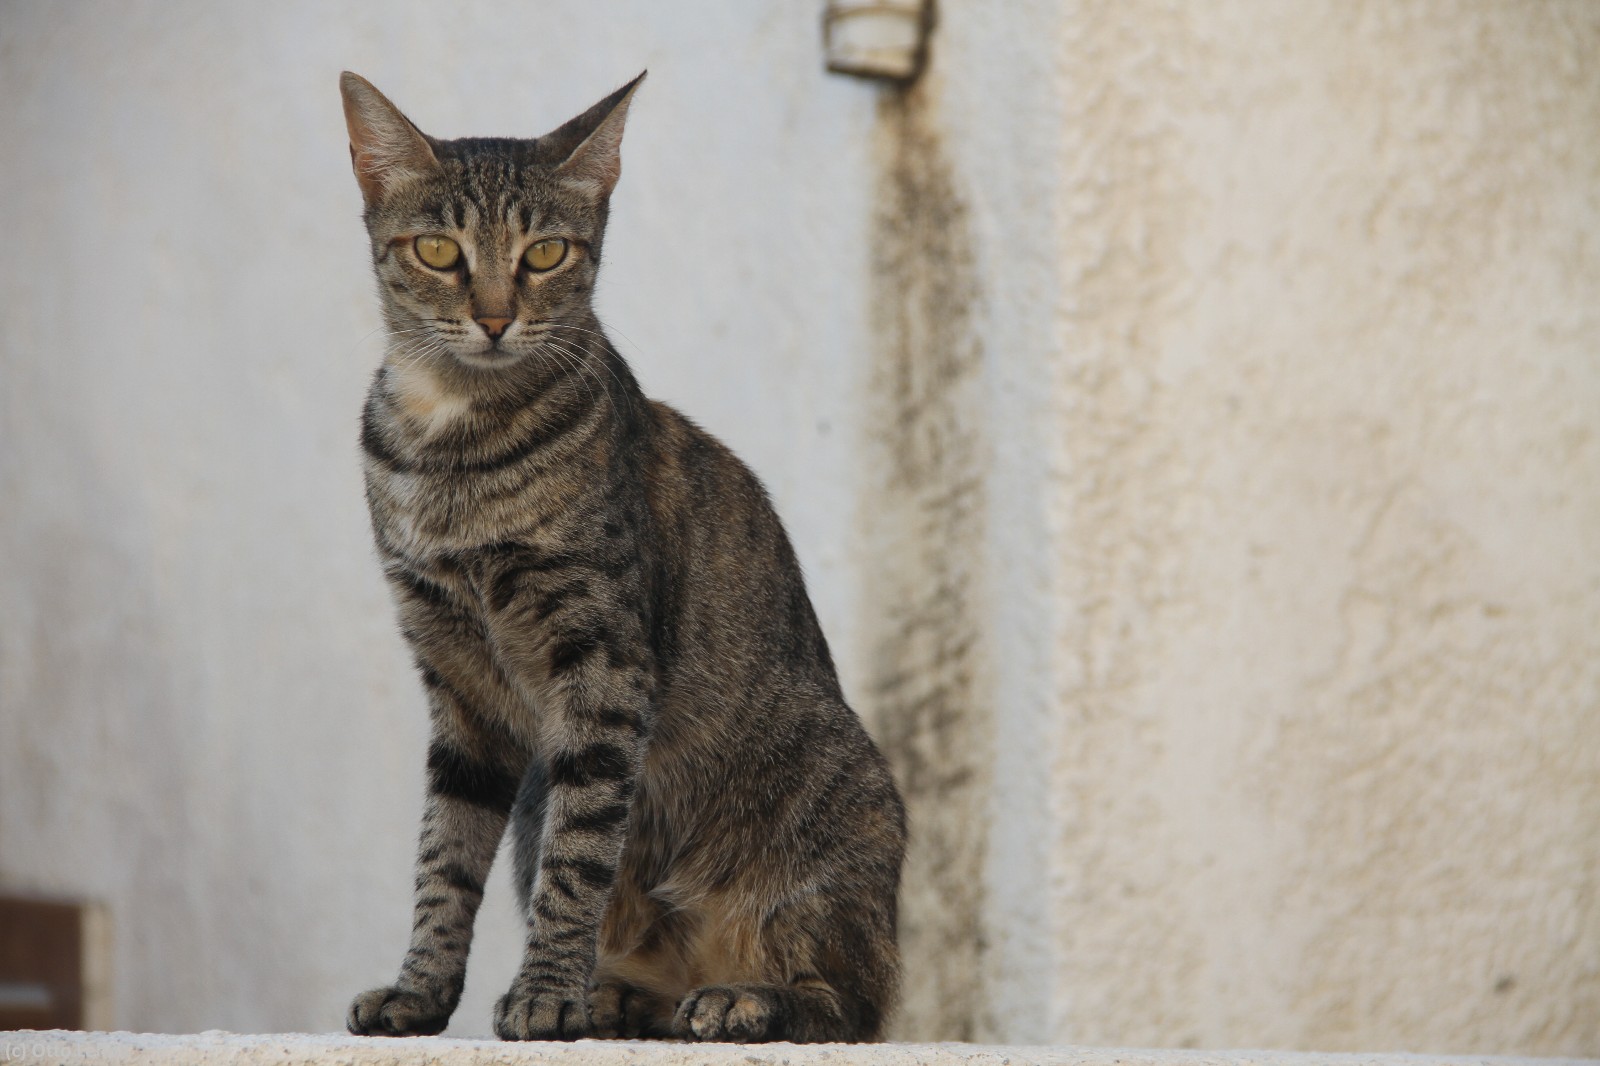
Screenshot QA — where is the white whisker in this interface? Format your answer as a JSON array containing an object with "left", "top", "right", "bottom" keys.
[
  {"left": 535, "top": 339, "right": 598, "bottom": 410},
  {"left": 540, "top": 325, "right": 637, "bottom": 417}
]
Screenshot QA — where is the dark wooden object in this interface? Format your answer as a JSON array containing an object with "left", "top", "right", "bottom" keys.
[{"left": 0, "top": 896, "right": 85, "bottom": 1030}]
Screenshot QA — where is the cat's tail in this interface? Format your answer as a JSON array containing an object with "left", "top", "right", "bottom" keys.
[{"left": 508, "top": 759, "right": 550, "bottom": 920}]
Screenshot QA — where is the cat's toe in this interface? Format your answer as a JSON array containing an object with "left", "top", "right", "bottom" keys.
[
  {"left": 588, "top": 983, "right": 625, "bottom": 1038},
  {"left": 347, "top": 985, "right": 451, "bottom": 1036}
]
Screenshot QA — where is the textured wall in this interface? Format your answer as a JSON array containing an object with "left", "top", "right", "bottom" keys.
[
  {"left": 1043, "top": 2, "right": 1600, "bottom": 1054},
  {"left": 2, "top": 0, "right": 1597, "bottom": 1056},
  {"left": 866, "top": 0, "right": 1600, "bottom": 1054},
  {"left": 1003, "top": 0, "right": 1597, "bottom": 1054}
]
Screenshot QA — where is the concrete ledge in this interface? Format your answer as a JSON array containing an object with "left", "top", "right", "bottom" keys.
[{"left": 5, "top": 1032, "right": 1594, "bottom": 1066}]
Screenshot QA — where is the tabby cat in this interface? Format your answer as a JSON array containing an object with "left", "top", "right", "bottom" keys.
[{"left": 338, "top": 72, "right": 906, "bottom": 1043}]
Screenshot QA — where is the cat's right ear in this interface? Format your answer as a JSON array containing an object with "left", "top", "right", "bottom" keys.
[{"left": 339, "top": 72, "right": 439, "bottom": 204}]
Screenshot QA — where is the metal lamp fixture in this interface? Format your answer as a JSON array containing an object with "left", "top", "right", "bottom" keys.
[{"left": 823, "top": 0, "right": 932, "bottom": 82}]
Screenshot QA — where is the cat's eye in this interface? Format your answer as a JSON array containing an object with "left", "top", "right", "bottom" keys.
[
  {"left": 523, "top": 238, "right": 568, "bottom": 272},
  {"left": 414, "top": 235, "right": 461, "bottom": 270}
]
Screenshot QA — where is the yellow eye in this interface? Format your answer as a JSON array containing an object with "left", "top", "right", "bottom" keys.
[
  {"left": 414, "top": 235, "right": 461, "bottom": 270},
  {"left": 523, "top": 238, "right": 568, "bottom": 272}
]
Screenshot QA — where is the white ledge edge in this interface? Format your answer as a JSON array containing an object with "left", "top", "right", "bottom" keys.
[{"left": 3, "top": 1031, "right": 1596, "bottom": 1066}]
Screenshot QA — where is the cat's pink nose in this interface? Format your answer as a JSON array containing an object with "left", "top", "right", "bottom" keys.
[{"left": 476, "top": 316, "right": 513, "bottom": 339}]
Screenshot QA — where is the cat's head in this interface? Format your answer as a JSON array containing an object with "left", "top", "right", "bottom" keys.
[{"left": 340, "top": 72, "right": 643, "bottom": 369}]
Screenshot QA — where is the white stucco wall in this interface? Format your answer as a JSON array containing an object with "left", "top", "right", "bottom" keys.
[
  {"left": 2, "top": 0, "right": 1597, "bottom": 1058},
  {"left": 1040, "top": 4, "right": 1600, "bottom": 1055}
]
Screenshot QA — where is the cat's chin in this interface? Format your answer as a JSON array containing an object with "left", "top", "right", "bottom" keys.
[{"left": 453, "top": 348, "right": 528, "bottom": 371}]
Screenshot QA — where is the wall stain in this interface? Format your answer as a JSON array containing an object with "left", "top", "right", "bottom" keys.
[{"left": 860, "top": 77, "right": 990, "bottom": 1042}]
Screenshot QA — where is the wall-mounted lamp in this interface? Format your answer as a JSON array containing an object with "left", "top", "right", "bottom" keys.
[{"left": 823, "top": 0, "right": 932, "bottom": 83}]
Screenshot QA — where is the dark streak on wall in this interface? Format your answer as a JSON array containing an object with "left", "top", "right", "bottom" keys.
[{"left": 861, "top": 80, "right": 990, "bottom": 1042}]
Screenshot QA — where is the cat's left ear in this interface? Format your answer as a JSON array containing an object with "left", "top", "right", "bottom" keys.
[{"left": 550, "top": 72, "right": 647, "bottom": 199}]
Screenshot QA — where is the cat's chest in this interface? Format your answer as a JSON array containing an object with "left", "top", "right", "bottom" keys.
[
  {"left": 360, "top": 362, "right": 614, "bottom": 562},
  {"left": 386, "top": 359, "right": 473, "bottom": 436},
  {"left": 365, "top": 454, "right": 574, "bottom": 559},
  {"left": 363, "top": 422, "right": 593, "bottom": 562}
]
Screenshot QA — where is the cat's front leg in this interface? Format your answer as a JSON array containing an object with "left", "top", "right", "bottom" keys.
[
  {"left": 348, "top": 668, "right": 525, "bottom": 1036},
  {"left": 492, "top": 677, "right": 649, "bottom": 1040},
  {"left": 485, "top": 579, "right": 652, "bottom": 1040}
]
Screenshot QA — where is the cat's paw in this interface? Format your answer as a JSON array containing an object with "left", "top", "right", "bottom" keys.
[
  {"left": 590, "top": 981, "right": 671, "bottom": 1039},
  {"left": 494, "top": 984, "right": 591, "bottom": 1041},
  {"left": 346, "top": 985, "right": 453, "bottom": 1036},
  {"left": 672, "top": 985, "right": 777, "bottom": 1042}
]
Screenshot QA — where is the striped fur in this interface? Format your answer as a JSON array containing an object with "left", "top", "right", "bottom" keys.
[{"left": 339, "top": 73, "right": 906, "bottom": 1043}]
